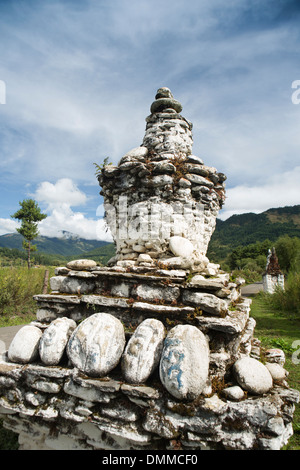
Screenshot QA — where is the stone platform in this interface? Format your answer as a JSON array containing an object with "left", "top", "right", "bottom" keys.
[{"left": 0, "top": 259, "right": 298, "bottom": 450}]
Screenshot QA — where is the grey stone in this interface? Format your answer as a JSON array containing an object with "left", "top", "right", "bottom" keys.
[
  {"left": 133, "top": 284, "right": 180, "bottom": 303},
  {"left": 222, "top": 386, "right": 245, "bottom": 401},
  {"left": 67, "top": 313, "right": 125, "bottom": 377},
  {"left": 59, "top": 276, "right": 95, "bottom": 295},
  {"left": 49, "top": 275, "right": 66, "bottom": 291},
  {"left": 178, "top": 177, "right": 191, "bottom": 188},
  {"left": 265, "top": 348, "right": 286, "bottom": 366},
  {"left": 8, "top": 325, "right": 42, "bottom": 364},
  {"left": 149, "top": 174, "right": 173, "bottom": 187},
  {"left": 159, "top": 325, "right": 209, "bottom": 400},
  {"left": 188, "top": 275, "right": 224, "bottom": 290},
  {"left": 120, "top": 384, "right": 160, "bottom": 399},
  {"left": 151, "top": 161, "right": 176, "bottom": 174},
  {"left": 132, "top": 301, "right": 194, "bottom": 316},
  {"left": 121, "top": 319, "right": 165, "bottom": 383},
  {"left": 121, "top": 146, "right": 148, "bottom": 161},
  {"left": 233, "top": 357, "right": 273, "bottom": 394},
  {"left": 183, "top": 290, "right": 228, "bottom": 316},
  {"left": 155, "top": 87, "right": 173, "bottom": 99},
  {"left": 33, "top": 294, "right": 81, "bottom": 304},
  {"left": 64, "top": 377, "right": 113, "bottom": 403},
  {"left": 81, "top": 295, "right": 129, "bottom": 309},
  {"left": 186, "top": 173, "right": 214, "bottom": 187},
  {"left": 196, "top": 311, "right": 249, "bottom": 335},
  {"left": 110, "top": 282, "right": 130, "bottom": 298},
  {"left": 186, "top": 155, "right": 204, "bottom": 165},
  {"left": 39, "top": 317, "right": 77, "bottom": 366},
  {"left": 150, "top": 97, "right": 182, "bottom": 114}
]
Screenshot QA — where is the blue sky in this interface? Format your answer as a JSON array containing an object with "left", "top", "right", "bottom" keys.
[{"left": 0, "top": 0, "right": 300, "bottom": 240}]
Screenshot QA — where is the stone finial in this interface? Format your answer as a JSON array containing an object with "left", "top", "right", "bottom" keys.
[{"left": 150, "top": 87, "right": 183, "bottom": 114}]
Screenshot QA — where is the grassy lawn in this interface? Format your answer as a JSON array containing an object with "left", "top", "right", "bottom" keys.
[
  {"left": 0, "top": 266, "right": 54, "bottom": 327},
  {"left": 250, "top": 294, "right": 300, "bottom": 450}
]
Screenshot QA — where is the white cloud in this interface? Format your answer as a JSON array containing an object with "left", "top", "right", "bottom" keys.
[
  {"left": 35, "top": 179, "right": 87, "bottom": 209},
  {"left": 0, "top": 218, "right": 20, "bottom": 236},
  {"left": 219, "top": 166, "right": 300, "bottom": 220},
  {"left": 0, "top": 178, "right": 112, "bottom": 241},
  {"left": 38, "top": 205, "right": 112, "bottom": 241},
  {"left": 33, "top": 178, "right": 112, "bottom": 241}
]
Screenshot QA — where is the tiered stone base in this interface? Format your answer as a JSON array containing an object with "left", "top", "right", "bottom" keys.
[
  {"left": 0, "top": 360, "right": 297, "bottom": 450},
  {"left": 0, "top": 262, "right": 298, "bottom": 450}
]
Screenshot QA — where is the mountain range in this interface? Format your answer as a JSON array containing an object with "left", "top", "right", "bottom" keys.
[
  {"left": 0, "top": 205, "right": 299, "bottom": 265},
  {"left": 0, "top": 231, "right": 111, "bottom": 257}
]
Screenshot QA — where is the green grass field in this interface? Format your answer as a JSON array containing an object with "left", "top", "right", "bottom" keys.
[{"left": 0, "top": 266, "right": 54, "bottom": 326}]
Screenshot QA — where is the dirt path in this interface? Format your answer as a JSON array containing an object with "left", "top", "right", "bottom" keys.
[
  {"left": 0, "top": 325, "right": 26, "bottom": 353},
  {"left": 241, "top": 282, "right": 263, "bottom": 297}
]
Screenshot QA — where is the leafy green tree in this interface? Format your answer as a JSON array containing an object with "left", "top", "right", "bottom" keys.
[
  {"left": 11, "top": 199, "right": 47, "bottom": 269},
  {"left": 275, "top": 235, "right": 300, "bottom": 273}
]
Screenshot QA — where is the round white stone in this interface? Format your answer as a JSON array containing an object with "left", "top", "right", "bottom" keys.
[
  {"left": 39, "top": 317, "right": 77, "bottom": 366},
  {"left": 223, "top": 385, "right": 245, "bottom": 401},
  {"left": 66, "top": 259, "right": 97, "bottom": 270},
  {"left": 159, "top": 324, "right": 209, "bottom": 400},
  {"left": 169, "top": 236, "right": 194, "bottom": 258},
  {"left": 265, "top": 362, "right": 288, "bottom": 382},
  {"left": 233, "top": 357, "right": 273, "bottom": 394},
  {"left": 8, "top": 325, "right": 42, "bottom": 364},
  {"left": 67, "top": 312, "right": 125, "bottom": 377},
  {"left": 121, "top": 318, "right": 165, "bottom": 383}
]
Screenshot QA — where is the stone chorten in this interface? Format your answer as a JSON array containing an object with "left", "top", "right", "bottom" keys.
[
  {"left": 263, "top": 247, "right": 285, "bottom": 294},
  {"left": 99, "top": 87, "right": 226, "bottom": 270},
  {"left": 0, "top": 88, "right": 298, "bottom": 451}
]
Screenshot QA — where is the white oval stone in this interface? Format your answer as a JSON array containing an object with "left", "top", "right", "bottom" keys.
[
  {"left": 159, "top": 325, "right": 209, "bottom": 400},
  {"left": 8, "top": 325, "right": 42, "bottom": 364},
  {"left": 223, "top": 385, "right": 245, "bottom": 401},
  {"left": 67, "top": 313, "right": 125, "bottom": 377},
  {"left": 265, "top": 362, "right": 288, "bottom": 382},
  {"left": 121, "top": 318, "right": 165, "bottom": 383},
  {"left": 39, "top": 317, "right": 77, "bottom": 365},
  {"left": 169, "top": 236, "right": 194, "bottom": 258},
  {"left": 233, "top": 357, "right": 273, "bottom": 394},
  {"left": 66, "top": 259, "right": 97, "bottom": 270}
]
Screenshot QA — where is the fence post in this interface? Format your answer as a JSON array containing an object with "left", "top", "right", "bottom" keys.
[{"left": 43, "top": 269, "right": 49, "bottom": 294}]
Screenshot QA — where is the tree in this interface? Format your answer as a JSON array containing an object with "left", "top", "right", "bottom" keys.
[
  {"left": 275, "top": 235, "right": 300, "bottom": 273},
  {"left": 11, "top": 199, "right": 47, "bottom": 268}
]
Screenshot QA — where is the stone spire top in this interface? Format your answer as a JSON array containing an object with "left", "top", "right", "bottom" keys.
[
  {"left": 98, "top": 86, "right": 226, "bottom": 266},
  {"left": 150, "top": 87, "right": 183, "bottom": 114},
  {"left": 143, "top": 87, "right": 193, "bottom": 156}
]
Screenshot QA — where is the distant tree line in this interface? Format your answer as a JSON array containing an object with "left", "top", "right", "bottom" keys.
[
  {"left": 0, "top": 247, "right": 66, "bottom": 267},
  {"left": 226, "top": 235, "right": 300, "bottom": 274}
]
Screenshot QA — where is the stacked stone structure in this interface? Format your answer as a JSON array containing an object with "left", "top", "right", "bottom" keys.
[
  {"left": 0, "top": 88, "right": 298, "bottom": 451},
  {"left": 263, "top": 247, "right": 285, "bottom": 294},
  {"left": 99, "top": 87, "right": 226, "bottom": 265}
]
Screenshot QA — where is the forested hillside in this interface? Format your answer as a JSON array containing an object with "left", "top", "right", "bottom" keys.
[{"left": 207, "top": 205, "right": 300, "bottom": 261}]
